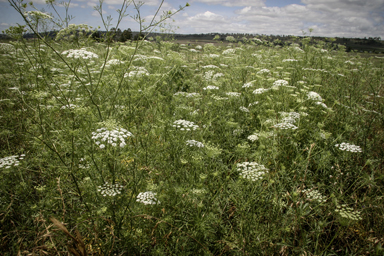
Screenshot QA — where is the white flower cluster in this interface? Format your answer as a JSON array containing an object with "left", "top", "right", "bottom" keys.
[
  {"left": 256, "top": 69, "right": 270, "bottom": 75},
  {"left": 302, "top": 68, "right": 328, "bottom": 73},
  {"left": 186, "top": 140, "right": 204, "bottom": 148},
  {"left": 61, "top": 104, "right": 78, "bottom": 109},
  {"left": 293, "top": 46, "right": 304, "bottom": 53},
  {"left": 280, "top": 112, "right": 300, "bottom": 124},
  {"left": 62, "top": 49, "right": 98, "bottom": 59},
  {"left": 247, "top": 134, "right": 259, "bottom": 142},
  {"left": 252, "top": 54, "right": 262, "bottom": 58},
  {"left": 190, "top": 49, "right": 199, "bottom": 53},
  {"left": 126, "top": 70, "right": 149, "bottom": 77},
  {"left": 134, "top": 55, "right": 164, "bottom": 62},
  {"left": 315, "top": 101, "right": 328, "bottom": 109},
  {"left": 273, "top": 79, "right": 289, "bottom": 87},
  {"left": 302, "top": 189, "right": 327, "bottom": 203},
  {"left": 213, "top": 73, "right": 224, "bottom": 80},
  {"left": 211, "top": 95, "right": 228, "bottom": 100},
  {"left": 344, "top": 60, "right": 355, "bottom": 65},
  {"left": 24, "top": 10, "right": 53, "bottom": 20},
  {"left": 253, "top": 88, "right": 269, "bottom": 94},
  {"left": 273, "top": 122, "right": 298, "bottom": 130},
  {"left": 0, "top": 154, "right": 25, "bottom": 169},
  {"left": 242, "top": 80, "right": 256, "bottom": 88},
  {"left": 78, "top": 158, "right": 89, "bottom": 169},
  {"left": 0, "top": 43, "right": 15, "bottom": 52},
  {"left": 91, "top": 127, "right": 133, "bottom": 148},
  {"left": 222, "top": 49, "right": 236, "bottom": 55},
  {"left": 226, "top": 92, "right": 241, "bottom": 97},
  {"left": 335, "top": 143, "right": 362, "bottom": 153},
  {"left": 335, "top": 204, "right": 362, "bottom": 221},
  {"left": 101, "top": 59, "right": 124, "bottom": 68},
  {"left": 233, "top": 129, "right": 243, "bottom": 136},
  {"left": 191, "top": 188, "right": 207, "bottom": 195},
  {"left": 307, "top": 91, "right": 323, "bottom": 101},
  {"left": 252, "top": 38, "right": 263, "bottom": 44},
  {"left": 173, "top": 120, "right": 199, "bottom": 131},
  {"left": 248, "top": 101, "right": 259, "bottom": 107},
  {"left": 237, "top": 162, "right": 268, "bottom": 181},
  {"left": 225, "top": 36, "right": 236, "bottom": 42},
  {"left": 174, "top": 92, "right": 201, "bottom": 98},
  {"left": 282, "top": 59, "right": 298, "bottom": 62},
  {"left": 203, "top": 85, "right": 219, "bottom": 90},
  {"left": 136, "top": 191, "right": 160, "bottom": 205},
  {"left": 204, "top": 70, "right": 215, "bottom": 81},
  {"left": 190, "top": 110, "right": 199, "bottom": 116},
  {"left": 97, "top": 182, "right": 123, "bottom": 197},
  {"left": 209, "top": 54, "right": 220, "bottom": 58},
  {"left": 202, "top": 65, "right": 219, "bottom": 69},
  {"left": 239, "top": 106, "right": 250, "bottom": 112}
]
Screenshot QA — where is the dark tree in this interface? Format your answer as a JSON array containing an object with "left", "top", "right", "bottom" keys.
[
  {"left": 120, "top": 28, "right": 132, "bottom": 42},
  {"left": 133, "top": 32, "right": 144, "bottom": 41},
  {"left": 115, "top": 28, "right": 122, "bottom": 41},
  {"left": 91, "top": 31, "right": 101, "bottom": 42}
]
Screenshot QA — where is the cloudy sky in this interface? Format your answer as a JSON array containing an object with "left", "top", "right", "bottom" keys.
[{"left": 1, "top": 0, "right": 383, "bottom": 38}]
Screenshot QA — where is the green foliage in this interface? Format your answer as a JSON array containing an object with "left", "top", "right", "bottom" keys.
[
  {"left": 121, "top": 28, "right": 133, "bottom": 42},
  {"left": 2, "top": 25, "right": 27, "bottom": 40}
]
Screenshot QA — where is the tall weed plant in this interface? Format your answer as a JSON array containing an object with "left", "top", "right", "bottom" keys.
[{"left": 1, "top": 0, "right": 384, "bottom": 255}]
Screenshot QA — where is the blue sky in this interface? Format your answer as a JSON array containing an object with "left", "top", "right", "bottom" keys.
[{"left": 1, "top": 0, "right": 383, "bottom": 38}]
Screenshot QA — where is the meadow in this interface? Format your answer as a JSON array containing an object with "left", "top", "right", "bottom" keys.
[{"left": 1, "top": 9, "right": 384, "bottom": 255}]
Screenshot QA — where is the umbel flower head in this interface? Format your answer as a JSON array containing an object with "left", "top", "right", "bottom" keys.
[
  {"left": 136, "top": 191, "right": 160, "bottom": 205},
  {"left": 280, "top": 111, "right": 301, "bottom": 124},
  {"left": 92, "top": 127, "right": 133, "bottom": 149},
  {"left": 256, "top": 69, "right": 270, "bottom": 75},
  {"left": 302, "top": 188, "right": 327, "bottom": 203},
  {"left": 237, "top": 162, "right": 268, "bottom": 181},
  {"left": 203, "top": 85, "right": 219, "bottom": 90},
  {"left": 335, "top": 142, "right": 362, "bottom": 153},
  {"left": 97, "top": 182, "right": 123, "bottom": 197},
  {"left": 307, "top": 91, "right": 323, "bottom": 101},
  {"left": 0, "top": 43, "right": 15, "bottom": 52},
  {"left": 335, "top": 204, "right": 363, "bottom": 221},
  {"left": 24, "top": 11, "right": 53, "bottom": 21},
  {"left": 173, "top": 120, "right": 199, "bottom": 131},
  {"left": 62, "top": 49, "right": 99, "bottom": 59},
  {"left": 247, "top": 134, "right": 259, "bottom": 142},
  {"left": 253, "top": 88, "right": 269, "bottom": 94},
  {"left": 273, "top": 79, "right": 289, "bottom": 87},
  {"left": 273, "top": 122, "right": 298, "bottom": 130},
  {"left": 186, "top": 140, "right": 204, "bottom": 148},
  {"left": 0, "top": 154, "right": 25, "bottom": 169}
]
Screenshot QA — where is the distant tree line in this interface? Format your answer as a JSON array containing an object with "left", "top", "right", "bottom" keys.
[{"left": 91, "top": 28, "right": 145, "bottom": 42}]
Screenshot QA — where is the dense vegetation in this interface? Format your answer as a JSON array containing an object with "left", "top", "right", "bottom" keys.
[
  {"left": 1, "top": 32, "right": 384, "bottom": 255},
  {"left": 1, "top": 1, "right": 384, "bottom": 255}
]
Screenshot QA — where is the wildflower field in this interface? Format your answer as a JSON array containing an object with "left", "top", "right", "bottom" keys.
[{"left": 1, "top": 4, "right": 384, "bottom": 255}]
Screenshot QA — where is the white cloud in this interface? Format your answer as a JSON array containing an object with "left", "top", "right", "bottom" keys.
[
  {"left": 91, "top": 9, "right": 107, "bottom": 17},
  {"left": 81, "top": 0, "right": 160, "bottom": 5},
  {"left": 189, "top": 11, "right": 228, "bottom": 23},
  {"left": 191, "top": 0, "right": 265, "bottom": 7},
  {"left": 1, "top": 22, "right": 9, "bottom": 26},
  {"left": 172, "top": 0, "right": 384, "bottom": 38},
  {"left": 173, "top": 11, "right": 249, "bottom": 33}
]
